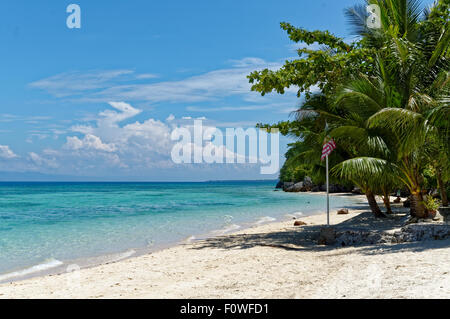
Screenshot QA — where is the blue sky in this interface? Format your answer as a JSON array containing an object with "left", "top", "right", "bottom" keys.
[{"left": 0, "top": 0, "right": 435, "bottom": 181}]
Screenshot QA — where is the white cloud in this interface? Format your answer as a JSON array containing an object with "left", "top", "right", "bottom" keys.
[
  {"left": 29, "top": 70, "right": 158, "bottom": 98},
  {"left": 47, "top": 102, "right": 261, "bottom": 173},
  {"left": 29, "top": 58, "right": 287, "bottom": 104},
  {"left": 99, "top": 101, "right": 142, "bottom": 124},
  {"left": 135, "top": 73, "right": 159, "bottom": 79},
  {"left": 28, "top": 152, "right": 58, "bottom": 168},
  {"left": 0, "top": 145, "right": 18, "bottom": 159},
  {"left": 186, "top": 102, "right": 295, "bottom": 113},
  {"left": 228, "top": 57, "right": 268, "bottom": 68},
  {"left": 0, "top": 114, "right": 52, "bottom": 123},
  {"left": 30, "top": 70, "right": 135, "bottom": 97},
  {"left": 22, "top": 57, "right": 296, "bottom": 177},
  {"left": 64, "top": 134, "right": 117, "bottom": 152},
  {"left": 59, "top": 102, "right": 173, "bottom": 170},
  {"left": 28, "top": 152, "right": 44, "bottom": 164}
]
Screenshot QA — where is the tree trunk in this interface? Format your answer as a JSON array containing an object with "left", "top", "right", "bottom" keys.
[
  {"left": 411, "top": 192, "right": 427, "bottom": 218},
  {"left": 436, "top": 170, "right": 448, "bottom": 207},
  {"left": 366, "top": 191, "right": 384, "bottom": 218},
  {"left": 382, "top": 195, "right": 393, "bottom": 214}
]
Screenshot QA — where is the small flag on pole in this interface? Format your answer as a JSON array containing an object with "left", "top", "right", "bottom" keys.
[
  {"left": 321, "top": 137, "right": 336, "bottom": 161},
  {"left": 322, "top": 135, "right": 336, "bottom": 226}
]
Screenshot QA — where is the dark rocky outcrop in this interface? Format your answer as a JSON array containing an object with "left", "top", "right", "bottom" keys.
[
  {"left": 276, "top": 178, "right": 354, "bottom": 194},
  {"left": 282, "top": 182, "right": 294, "bottom": 191},
  {"left": 275, "top": 181, "right": 284, "bottom": 189},
  {"left": 302, "top": 176, "right": 314, "bottom": 191},
  {"left": 285, "top": 182, "right": 305, "bottom": 192}
]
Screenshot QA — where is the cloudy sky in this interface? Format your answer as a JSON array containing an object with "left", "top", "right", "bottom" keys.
[{"left": 2, "top": 0, "right": 431, "bottom": 181}]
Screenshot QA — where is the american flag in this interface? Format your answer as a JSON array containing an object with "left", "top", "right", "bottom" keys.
[{"left": 321, "top": 137, "right": 336, "bottom": 161}]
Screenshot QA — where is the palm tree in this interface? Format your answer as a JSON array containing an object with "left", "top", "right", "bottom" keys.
[
  {"left": 340, "top": 0, "right": 449, "bottom": 217},
  {"left": 332, "top": 157, "right": 400, "bottom": 216},
  {"left": 331, "top": 52, "right": 448, "bottom": 217},
  {"left": 255, "top": 0, "right": 448, "bottom": 218},
  {"left": 285, "top": 93, "right": 390, "bottom": 217}
]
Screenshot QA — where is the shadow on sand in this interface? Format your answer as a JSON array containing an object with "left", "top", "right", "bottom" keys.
[{"left": 190, "top": 204, "right": 450, "bottom": 255}]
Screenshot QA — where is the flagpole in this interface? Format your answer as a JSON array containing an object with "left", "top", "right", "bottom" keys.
[{"left": 326, "top": 155, "right": 329, "bottom": 226}]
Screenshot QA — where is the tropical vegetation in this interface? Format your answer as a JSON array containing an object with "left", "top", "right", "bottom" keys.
[{"left": 249, "top": 0, "right": 449, "bottom": 218}]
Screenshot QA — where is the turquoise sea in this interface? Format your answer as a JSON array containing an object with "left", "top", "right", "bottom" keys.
[{"left": 0, "top": 181, "right": 360, "bottom": 282}]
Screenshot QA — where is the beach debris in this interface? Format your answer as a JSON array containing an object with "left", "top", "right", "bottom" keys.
[
  {"left": 337, "top": 208, "right": 349, "bottom": 215},
  {"left": 294, "top": 221, "right": 307, "bottom": 226},
  {"left": 318, "top": 226, "right": 336, "bottom": 245}
]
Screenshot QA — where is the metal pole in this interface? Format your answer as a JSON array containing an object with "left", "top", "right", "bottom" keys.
[{"left": 326, "top": 155, "right": 329, "bottom": 225}]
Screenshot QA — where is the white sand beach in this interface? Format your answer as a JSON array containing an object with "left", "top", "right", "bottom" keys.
[{"left": 1, "top": 196, "right": 449, "bottom": 299}]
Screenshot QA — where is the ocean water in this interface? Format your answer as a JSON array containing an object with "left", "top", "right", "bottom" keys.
[{"left": 0, "top": 181, "right": 360, "bottom": 281}]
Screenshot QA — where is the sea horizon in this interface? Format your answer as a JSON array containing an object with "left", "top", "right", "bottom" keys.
[{"left": 0, "top": 179, "right": 278, "bottom": 183}]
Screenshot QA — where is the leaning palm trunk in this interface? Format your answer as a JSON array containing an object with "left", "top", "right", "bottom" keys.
[
  {"left": 366, "top": 191, "right": 384, "bottom": 218},
  {"left": 382, "top": 193, "right": 393, "bottom": 214},
  {"left": 411, "top": 191, "right": 427, "bottom": 218},
  {"left": 437, "top": 171, "right": 448, "bottom": 207}
]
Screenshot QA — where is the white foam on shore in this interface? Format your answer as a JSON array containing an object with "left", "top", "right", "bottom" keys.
[
  {"left": 108, "top": 249, "right": 136, "bottom": 263},
  {"left": 0, "top": 259, "right": 63, "bottom": 282},
  {"left": 285, "top": 212, "right": 304, "bottom": 219},
  {"left": 254, "top": 216, "right": 276, "bottom": 225},
  {"left": 211, "top": 224, "right": 241, "bottom": 236},
  {"left": 184, "top": 235, "right": 196, "bottom": 243}
]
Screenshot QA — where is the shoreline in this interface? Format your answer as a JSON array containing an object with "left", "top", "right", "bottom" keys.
[
  {"left": 0, "top": 192, "right": 366, "bottom": 285},
  {"left": 2, "top": 194, "right": 448, "bottom": 299}
]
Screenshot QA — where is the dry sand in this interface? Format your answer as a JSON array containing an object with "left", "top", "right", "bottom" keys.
[{"left": 0, "top": 195, "right": 449, "bottom": 299}]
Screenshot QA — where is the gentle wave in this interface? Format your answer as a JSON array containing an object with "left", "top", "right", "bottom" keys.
[
  {"left": 210, "top": 224, "right": 241, "bottom": 236},
  {"left": 183, "top": 235, "right": 196, "bottom": 243},
  {"left": 285, "top": 211, "right": 304, "bottom": 219},
  {"left": 107, "top": 249, "right": 136, "bottom": 263},
  {"left": 0, "top": 259, "right": 63, "bottom": 282},
  {"left": 254, "top": 216, "right": 276, "bottom": 225}
]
